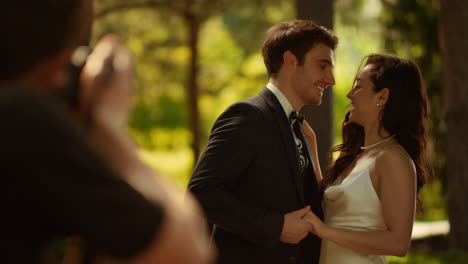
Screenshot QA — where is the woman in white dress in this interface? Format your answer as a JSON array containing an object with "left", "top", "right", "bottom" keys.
[{"left": 303, "top": 54, "right": 429, "bottom": 263}]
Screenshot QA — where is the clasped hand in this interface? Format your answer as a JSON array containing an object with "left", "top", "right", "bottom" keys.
[{"left": 280, "top": 206, "right": 324, "bottom": 244}]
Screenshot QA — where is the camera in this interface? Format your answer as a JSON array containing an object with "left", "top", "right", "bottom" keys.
[{"left": 61, "top": 46, "right": 91, "bottom": 108}]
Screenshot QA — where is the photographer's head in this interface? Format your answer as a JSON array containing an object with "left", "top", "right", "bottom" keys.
[{"left": 1, "top": 0, "right": 94, "bottom": 89}]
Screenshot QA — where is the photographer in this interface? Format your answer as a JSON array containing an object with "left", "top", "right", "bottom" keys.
[{"left": 1, "top": 1, "right": 213, "bottom": 264}]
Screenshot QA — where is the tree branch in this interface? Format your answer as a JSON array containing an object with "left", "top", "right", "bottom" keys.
[
  {"left": 96, "top": 0, "right": 174, "bottom": 19},
  {"left": 96, "top": 0, "right": 235, "bottom": 21}
]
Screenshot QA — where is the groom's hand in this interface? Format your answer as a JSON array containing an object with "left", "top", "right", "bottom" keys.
[{"left": 280, "top": 206, "right": 313, "bottom": 244}]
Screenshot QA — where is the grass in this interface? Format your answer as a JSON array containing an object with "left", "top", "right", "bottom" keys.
[
  {"left": 138, "top": 148, "right": 193, "bottom": 187},
  {"left": 387, "top": 250, "right": 468, "bottom": 264}
]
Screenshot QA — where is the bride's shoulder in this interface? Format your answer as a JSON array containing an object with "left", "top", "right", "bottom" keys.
[{"left": 374, "top": 144, "right": 416, "bottom": 176}]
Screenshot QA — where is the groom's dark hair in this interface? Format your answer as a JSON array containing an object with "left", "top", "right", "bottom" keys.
[
  {"left": 262, "top": 20, "right": 338, "bottom": 77},
  {"left": 0, "top": 0, "right": 92, "bottom": 82}
]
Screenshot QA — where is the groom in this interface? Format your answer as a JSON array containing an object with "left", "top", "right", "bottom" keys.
[{"left": 188, "top": 20, "right": 337, "bottom": 264}]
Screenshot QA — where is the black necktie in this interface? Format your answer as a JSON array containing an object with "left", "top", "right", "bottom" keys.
[
  {"left": 290, "top": 111, "right": 317, "bottom": 207},
  {"left": 289, "top": 111, "right": 309, "bottom": 172}
]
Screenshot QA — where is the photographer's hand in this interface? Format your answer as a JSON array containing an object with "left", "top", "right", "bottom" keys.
[
  {"left": 78, "top": 34, "right": 134, "bottom": 131},
  {"left": 75, "top": 34, "right": 215, "bottom": 264}
]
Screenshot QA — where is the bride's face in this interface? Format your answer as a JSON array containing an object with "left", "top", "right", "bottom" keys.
[{"left": 346, "top": 65, "right": 381, "bottom": 126}]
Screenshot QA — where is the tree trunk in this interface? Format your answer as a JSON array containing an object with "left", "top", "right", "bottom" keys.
[
  {"left": 439, "top": 0, "right": 468, "bottom": 252},
  {"left": 296, "top": 0, "right": 335, "bottom": 174},
  {"left": 184, "top": 11, "right": 201, "bottom": 165}
]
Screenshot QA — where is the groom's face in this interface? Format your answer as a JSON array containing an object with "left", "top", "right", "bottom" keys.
[{"left": 291, "top": 43, "right": 335, "bottom": 106}]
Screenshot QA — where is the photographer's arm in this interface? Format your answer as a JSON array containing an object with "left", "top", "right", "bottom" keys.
[{"left": 77, "top": 35, "right": 214, "bottom": 264}]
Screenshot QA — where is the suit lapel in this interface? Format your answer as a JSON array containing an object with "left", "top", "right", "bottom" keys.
[{"left": 259, "top": 88, "right": 305, "bottom": 205}]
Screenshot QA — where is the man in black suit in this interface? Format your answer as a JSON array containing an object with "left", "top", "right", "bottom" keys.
[{"left": 188, "top": 20, "right": 338, "bottom": 264}]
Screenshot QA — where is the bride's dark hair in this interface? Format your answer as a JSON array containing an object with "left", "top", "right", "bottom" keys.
[{"left": 322, "top": 54, "right": 429, "bottom": 211}]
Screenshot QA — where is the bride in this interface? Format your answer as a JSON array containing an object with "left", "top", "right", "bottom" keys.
[{"left": 303, "top": 54, "right": 429, "bottom": 263}]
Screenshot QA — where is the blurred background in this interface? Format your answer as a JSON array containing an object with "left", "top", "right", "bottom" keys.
[{"left": 92, "top": 0, "right": 467, "bottom": 262}]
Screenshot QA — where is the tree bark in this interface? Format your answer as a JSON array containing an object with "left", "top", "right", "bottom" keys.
[
  {"left": 439, "top": 0, "right": 468, "bottom": 252},
  {"left": 296, "top": 0, "right": 335, "bottom": 174}
]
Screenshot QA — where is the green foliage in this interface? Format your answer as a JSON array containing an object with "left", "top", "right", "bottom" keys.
[
  {"left": 335, "top": 0, "right": 373, "bottom": 27},
  {"left": 221, "top": 0, "right": 294, "bottom": 55},
  {"left": 199, "top": 17, "right": 244, "bottom": 96},
  {"left": 417, "top": 178, "right": 447, "bottom": 221},
  {"left": 387, "top": 249, "right": 468, "bottom": 264},
  {"left": 333, "top": 0, "right": 383, "bottom": 144},
  {"left": 131, "top": 127, "right": 191, "bottom": 151},
  {"left": 93, "top": 8, "right": 189, "bottom": 136},
  {"left": 139, "top": 148, "right": 193, "bottom": 187}
]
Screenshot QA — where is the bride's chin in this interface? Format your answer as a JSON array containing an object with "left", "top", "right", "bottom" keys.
[{"left": 348, "top": 117, "right": 363, "bottom": 127}]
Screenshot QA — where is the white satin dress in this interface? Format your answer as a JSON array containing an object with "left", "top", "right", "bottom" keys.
[{"left": 319, "top": 167, "right": 387, "bottom": 264}]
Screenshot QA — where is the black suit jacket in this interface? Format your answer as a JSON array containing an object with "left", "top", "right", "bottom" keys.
[{"left": 188, "top": 88, "right": 323, "bottom": 264}]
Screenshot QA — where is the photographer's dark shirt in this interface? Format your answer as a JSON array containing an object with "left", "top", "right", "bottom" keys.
[{"left": 0, "top": 84, "right": 164, "bottom": 263}]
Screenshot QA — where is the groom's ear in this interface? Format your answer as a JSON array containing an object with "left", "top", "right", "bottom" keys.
[{"left": 283, "top": 50, "right": 298, "bottom": 71}]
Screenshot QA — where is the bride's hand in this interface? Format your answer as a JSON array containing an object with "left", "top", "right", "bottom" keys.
[
  {"left": 301, "top": 120, "right": 316, "bottom": 142},
  {"left": 303, "top": 211, "right": 324, "bottom": 237}
]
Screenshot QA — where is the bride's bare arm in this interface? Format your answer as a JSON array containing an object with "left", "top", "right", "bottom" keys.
[
  {"left": 301, "top": 120, "right": 322, "bottom": 183},
  {"left": 304, "top": 148, "right": 416, "bottom": 257}
]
